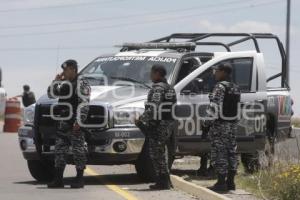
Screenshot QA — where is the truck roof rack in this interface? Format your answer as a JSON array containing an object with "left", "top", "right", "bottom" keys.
[
  {"left": 118, "top": 42, "right": 196, "bottom": 52},
  {"left": 118, "top": 33, "right": 287, "bottom": 87},
  {"left": 151, "top": 33, "right": 284, "bottom": 54},
  {"left": 150, "top": 33, "right": 287, "bottom": 87}
]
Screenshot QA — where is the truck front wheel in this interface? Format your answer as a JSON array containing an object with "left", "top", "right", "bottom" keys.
[
  {"left": 27, "top": 160, "right": 55, "bottom": 182},
  {"left": 135, "top": 139, "right": 174, "bottom": 182}
]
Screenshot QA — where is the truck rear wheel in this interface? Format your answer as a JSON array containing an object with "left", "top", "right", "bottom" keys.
[
  {"left": 135, "top": 139, "right": 174, "bottom": 182},
  {"left": 241, "top": 137, "right": 274, "bottom": 174},
  {"left": 27, "top": 160, "right": 55, "bottom": 182}
]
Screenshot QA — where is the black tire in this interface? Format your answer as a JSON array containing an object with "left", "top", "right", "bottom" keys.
[
  {"left": 241, "top": 137, "right": 275, "bottom": 174},
  {"left": 241, "top": 153, "right": 259, "bottom": 174},
  {"left": 242, "top": 116, "right": 276, "bottom": 174},
  {"left": 135, "top": 138, "right": 174, "bottom": 182},
  {"left": 27, "top": 160, "right": 55, "bottom": 182}
]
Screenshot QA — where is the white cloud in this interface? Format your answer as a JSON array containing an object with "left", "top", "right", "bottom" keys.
[{"left": 229, "top": 21, "right": 275, "bottom": 33}]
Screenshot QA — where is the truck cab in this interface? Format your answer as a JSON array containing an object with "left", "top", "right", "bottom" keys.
[{"left": 18, "top": 33, "right": 293, "bottom": 181}]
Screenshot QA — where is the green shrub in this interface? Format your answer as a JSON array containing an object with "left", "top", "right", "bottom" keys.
[
  {"left": 272, "top": 164, "right": 300, "bottom": 200},
  {"left": 237, "top": 163, "right": 300, "bottom": 200},
  {"left": 292, "top": 117, "right": 300, "bottom": 128}
]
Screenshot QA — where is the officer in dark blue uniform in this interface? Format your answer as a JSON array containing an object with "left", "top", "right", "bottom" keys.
[
  {"left": 204, "top": 63, "right": 241, "bottom": 192},
  {"left": 136, "top": 64, "right": 177, "bottom": 190},
  {"left": 47, "top": 60, "right": 90, "bottom": 189}
]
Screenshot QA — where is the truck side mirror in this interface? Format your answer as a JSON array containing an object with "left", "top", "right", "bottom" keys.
[
  {"left": 195, "top": 78, "right": 203, "bottom": 84},
  {"left": 180, "top": 89, "right": 192, "bottom": 95}
]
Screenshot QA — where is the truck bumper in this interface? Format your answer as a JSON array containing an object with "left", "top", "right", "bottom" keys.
[{"left": 18, "top": 126, "right": 145, "bottom": 165}]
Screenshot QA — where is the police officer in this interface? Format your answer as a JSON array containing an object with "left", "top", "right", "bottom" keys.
[
  {"left": 14, "top": 85, "right": 36, "bottom": 107},
  {"left": 135, "top": 64, "right": 177, "bottom": 190},
  {"left": 47, "top": 59, "right": 90, "bottom": 189},
  {"left": 204, "top": 63, "right": 241, "bottom": 192}
]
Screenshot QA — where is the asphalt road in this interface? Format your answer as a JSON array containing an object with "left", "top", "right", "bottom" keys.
[
  {"left": 2, "top": 126, "right": 299, "bottom": 200},
  {"left": 0, "top": 132, "right": 196, "bottom": 200}
]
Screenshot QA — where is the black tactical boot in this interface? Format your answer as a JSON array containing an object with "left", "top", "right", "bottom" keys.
[
  {"left": 150, "top": 174, "right": 172, "bottom": 190},
  {"left": 197, "top": 156, "right": 208, "bottom": 176},
  {"left": 47, "top": 167, "right": 65, "bottom": 188},
  {"left": 161, "top": 174, "right": 173, "bottom": 190},
  {"left": 208, "top": 173, "right": 228, "bottom": 192},
  {"left": 70, "top": 169, "right": 84, "bottom": 189},
  {"left": 207, "top": 165, "right": 216, "bottom": 178},
  {"left": 149, "top": 176, "right": 162, "bottom": 190},
  {"left": 226, "top": 170, "right": 236, "bottom": 190}
]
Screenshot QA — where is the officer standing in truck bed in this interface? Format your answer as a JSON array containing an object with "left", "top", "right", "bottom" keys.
[
  {"left": 203, "top": 63, "right": 241, "bottom": 192},
  {"left": 47, "top": 59, "right": 90, "bottom": 189}
]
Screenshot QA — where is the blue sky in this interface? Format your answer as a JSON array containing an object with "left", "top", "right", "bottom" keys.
[{"left": 0, "top": 0, "right": 299, "bottom": 114}]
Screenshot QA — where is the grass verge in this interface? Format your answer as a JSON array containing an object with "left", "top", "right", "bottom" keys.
[
  {"left": 236, "top": 163, "right": 300, "bottom": 200},
  {"left": 292, "top": 116, "right": 300, "bottom": 128}
]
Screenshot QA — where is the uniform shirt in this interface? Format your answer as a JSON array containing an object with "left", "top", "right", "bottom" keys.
[
  {"left": 203, "top": 82, "right": 226, "bottom": 127},
  {"left": 47, "top": 76, "right": 90, "bottom": 125},
  {"left": 139, "top": 78, "right": 176, "bottom": 128},
  {"left": 204, "top": 80, "right": 240, "bottom": 127}
]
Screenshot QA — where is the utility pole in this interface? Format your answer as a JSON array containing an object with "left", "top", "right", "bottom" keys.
[{"left": 285, "top": 0, "right": 291, "bottom": 85}]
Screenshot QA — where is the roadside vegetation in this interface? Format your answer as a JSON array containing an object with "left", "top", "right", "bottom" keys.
[
  {"left": 236, "top": 130, "right": 300, "bottom": 200},
  {"left": 292, "top": 116, "right": 300, "bottom": 128},
  {"left": 237, "top": 163, "right": 300, "bottom": 200}
]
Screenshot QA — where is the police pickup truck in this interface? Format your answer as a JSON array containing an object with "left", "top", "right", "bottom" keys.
[{"left": 18, "top": 33, "right": 293, "bottom": 181}]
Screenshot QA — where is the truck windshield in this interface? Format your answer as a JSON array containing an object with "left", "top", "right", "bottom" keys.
[{"left": 80, "top": 56, "right": 177, "bottom": 86}]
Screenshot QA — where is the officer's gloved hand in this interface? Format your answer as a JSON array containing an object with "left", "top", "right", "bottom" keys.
[
  {"left": 135, "top": 119, "right": 145, "bottom": 129},
  {"left": 202, "top": 125, "right": 210, "bottom": 133},
  {"left": 201, "top": 125, "right": 210, "bottom": 139},
  {"left": 135, "top": 118, "right": 150, "bottom": 137},
  {"left": 134, "top": 115, "right": 142, "bottom": 126}
]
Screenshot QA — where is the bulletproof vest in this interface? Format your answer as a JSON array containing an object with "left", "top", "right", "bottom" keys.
[
  {"left": 219, "top": 81, "right": 241, "bottom": 120},
  {"left": 156, "top": 81, "right": 177, "bottom": 121},
  {"left": 22, "top": 91, "right": 36, "bottom": 107},
  {"left": 57, "top": 79, "right": 78, "bottom": 123}
]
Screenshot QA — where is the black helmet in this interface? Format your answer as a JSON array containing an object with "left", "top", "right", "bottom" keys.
[{"left": 61, "top": 59, "right": 78, "bottom": 72}]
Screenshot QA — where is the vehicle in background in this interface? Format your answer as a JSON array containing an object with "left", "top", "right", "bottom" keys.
[{"left": 0, "top": 68, "right": 7, "bottom": 118}]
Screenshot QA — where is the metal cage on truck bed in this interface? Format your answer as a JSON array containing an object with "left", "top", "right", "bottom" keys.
[{"left": 120, "top": 33, "right": 288, "bottom": 88}]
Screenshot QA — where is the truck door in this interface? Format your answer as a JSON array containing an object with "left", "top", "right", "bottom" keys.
[{"left": 174, "top": 52, "right": 267, "bottom": 154}]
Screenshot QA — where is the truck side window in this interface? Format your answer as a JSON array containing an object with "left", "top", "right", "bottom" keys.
[
  {"left": 181, "top": 68, "right": 216, "bottom": 94},
  {"left": 208, "top": 58, "right": 253, "bottom": 93},
  {"left": 230, "top": 58, "right": 253, "bottom": 92},
  {"left": 176, "top": 57, "right": 201, "bottom": 84},
  {"left": 181, "top": 57, "right": 253, "bottom": 95}
]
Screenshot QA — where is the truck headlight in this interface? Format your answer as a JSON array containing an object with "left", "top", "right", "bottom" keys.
[
  {"left": 113, "top": 108, "right": 144, "bottom": 127},
  {"left": 23, "top": 104, "right": 35, "bottom": 125}
]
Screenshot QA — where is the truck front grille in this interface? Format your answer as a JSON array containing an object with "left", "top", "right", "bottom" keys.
[
  {"left": 84, "top": 105, "right": 108, "bottom": 128},
  {"left": 36, "top": 104, "right": 109, "bottom": 144}
]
